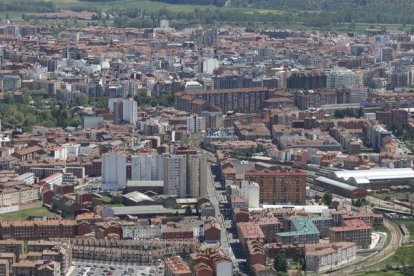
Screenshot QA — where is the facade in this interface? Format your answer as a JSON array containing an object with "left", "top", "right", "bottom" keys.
[
  {"left": 305, "top": 242, "right": 357, "bottom": 272},
  {"left": 327, "top": 68, "right": 361, "bottom": 89},
  {"left": 245, "top": 170, "right": 306, "bottom": 205},
  {"left": 329, "top": 219, "right": 372, "bottom": 248},
  {"left": 101, "top": 153, "right": 127, "bottom": 191},
  {"left": 131, "top": 154, "right": 164, "bottom": 181},
  {"left": 240, "top": 180, "right": 260, "bottom": 208},
  {"left": 163, "top": 154, "right": 187, "bottom": 197},
  {"left": 294, "top": 89, "right": 337, "bottom": 110},
  {"left": 186, "top": 115, "right": 206, "bottom": 134},
  {"left": 108, "top": 98, "right": 138, "bottom": 124}
]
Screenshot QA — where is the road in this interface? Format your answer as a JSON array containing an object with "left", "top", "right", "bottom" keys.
[{"left": 206, "top": 165, "right": 234, "bottom": 260}]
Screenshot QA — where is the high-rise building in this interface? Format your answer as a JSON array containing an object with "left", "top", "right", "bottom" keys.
[
  {"left": 163, "top": 152, "right": 208, "bottom": 198},
  {"left": 187, "top": 153, "right": 208, "bottom": 198},
  {"left": 245, "top": 170, "right": 306, "bottom": 205},
  {"left": 131, "top": 154, "right": 164, "bottom": 181},
  {"left": 327, "top": 68, "right": 361, "bottom": 89},
  {"left": 186, "top": 115, "right": 206, "bottom": 134},
  {"left": 108, "top": 98, "right": 138, "bottom": 124},
  {"left": 163, "top": 154, "right": 187, "bottom": 197},
  {"left": 102, "top": 153, "right": 127, "bottom": 191}
]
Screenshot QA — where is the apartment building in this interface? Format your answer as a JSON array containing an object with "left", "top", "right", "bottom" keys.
[
  {"left": 244, "top": 170, "right": 306, "bottom": 205},
  {"left": 165, "top": 256, "right": 192, "bottom": 276},
  {"left": 175, "top": 88, "right": 275, "bottom": 113},
  {"left": 329, "top": 219, "right": 372, "bottom": 248},
  {"left": 0, "top": 220, "right": 76, "bottom": 239},
  {"left": 305, "top": 242, "right": 357, "bottom": 272},
  {"left": 101, "top": 153, "right": 127, "bottom": 191}
]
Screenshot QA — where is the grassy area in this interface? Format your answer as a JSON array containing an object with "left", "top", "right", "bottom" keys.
[
  {"left": 100, "top": 195, "right": 124, "bottom": 207},
  {"left": 395, "top": 219, "right": 414, "bottom": 240},
  {"left": 365, "top": 246, "right": 414, "bottom": 271},
  {"left": 0, "top": 207, "right": 57, "bottom": 220},
  {"left": 357, "top": 271, "right": 403, "bottom": 276}
]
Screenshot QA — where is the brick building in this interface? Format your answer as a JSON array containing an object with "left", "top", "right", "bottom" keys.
[{"left": 245, "top": 170, "right": 306, "bottom": 205}]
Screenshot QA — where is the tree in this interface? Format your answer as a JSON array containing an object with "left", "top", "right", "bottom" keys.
[
  {"left": 76, "top": 93, "right": 89, "bottom": 106},
  {"left": 273, "top": 253, "right": 287, "bottom": 272},
  {"left": 185, "top": 205, "right": 192, "bottom": 216},
  {"left": 323, "top": 192, "right": 333, "bottom": 206}
]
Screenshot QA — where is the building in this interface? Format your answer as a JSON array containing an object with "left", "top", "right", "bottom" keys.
[
  {"left": 240, "top": 180, "right": 260, "bottom": 208},
  {"left": 305, "top": 242, "right": 357, "bottom": 272},
  {"left": 175, "top": 88, "right": 275, "bottom": 113},
  {"left": 376, "top": 108, "right": 408, "bottom": 127},
  {"left": 163, "top": 152, "right": 208, "bottom": 198},
  {"left": 101, "top": 153, "right": 127, "bottom": 191},
  {"left": 131, "top": 154, "right": 164, "bottom": 181},
  {"left": 186, "top": 115, "right": 206, "bottom": 134},
  {"left": 276, "top": 218, "right": 319, "bottom": 245},
  {"left": 163, "top": 154, "right": 187, "bottom": 197},
  {"left": 327, "top": 68, "right": 361, "bottom": 89},
  {"left": 287, "top": 71, "right": 327, "bottom": 90},
  {"left": 245, "top": 170, "right": 306, "bottom": 205},
  {"left": 294, "top": 89, "right": 337, "bottom": 110},
  {"left": 108, "top": 98, "right": 138, "bottom": 124},
  {"left": 331, "top": 168, "right": 414, "bottom": 190},
  {"left": 314, "top": 176, "right": 367, "bottom": 199},
  {"left": 329, "top": 219, "right": 372, "bottom": 248},
  {"left": 165, "top": 256, "right": 192, "bottom": 276}
]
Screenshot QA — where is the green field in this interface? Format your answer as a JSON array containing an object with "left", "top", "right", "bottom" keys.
[
  {"left": 1, "top": 0, "right": 277, "bottom": 14},
  {"left": 364, "top": 246, "right": 414, "bottom": 272},
  {"left": 0, "top": 207, "right": 57, "bottom": 220},
  {"left": 100, "top": 195, "right": 124, "bottom": 207}
]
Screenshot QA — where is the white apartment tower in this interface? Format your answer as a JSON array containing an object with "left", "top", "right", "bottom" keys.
[
  {"left": 187, "top": 153, "right": 208, "bottom": 197},
  {"left": 102, "top": 153, "right": 127, "bottom": 191},
  {"left": 131, "top": 154, "right": 164, "bottom": 181},
  {"left": 327, "top": 67, "right": 361, "bottom": 89},
  {"left": 108, "top": 98, "right": 138, "bottom": 124},
  {"left": 163, "top": 154, "right": 187, "bottom": 197},
  {"left": 163, "top": 152, "right": 208, "bottom": 198}
]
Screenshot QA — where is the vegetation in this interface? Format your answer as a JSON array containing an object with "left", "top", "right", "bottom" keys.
[
  {"left": 274, "top": 252, "right": 287, "bottom": 272},
  {"left": 0, "top": 91, "right": 80, "bottom": 132},
  {"left": 185, "top": 205, "right": 193, "bottom": 216},
  {"left": 134, "top": 92, "right": 174, "bottom": 107},
  {"left": 231, "top": 144, "right": 265, "bottom": 159},
  {"left": 364, "top": 246, "right": 414, "bottom": 275},
  {"left": 323, "top": 191, "right": 333, "bottom": 206},
  {"left": 334, "top": 108, "right": 364, "bottom": 119},
  {"left": 351, "top": 198, "right": 369, "bottom": 207},
  {"left": 0, "top": 207, "right": 57, "bottom": 220},
  {"left": 100, "top": 195, "right": 124, "bottom": 207}
]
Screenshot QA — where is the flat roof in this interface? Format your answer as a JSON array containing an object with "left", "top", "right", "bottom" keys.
[
  {"left": 111, "top": 205, "right": 185, "bottom": 216},
  {"left": 127, "top": 180, "right": 164, "bottom": 187},
  {"left": 252, "top": 205, "right": 330, "bottom": 214}
]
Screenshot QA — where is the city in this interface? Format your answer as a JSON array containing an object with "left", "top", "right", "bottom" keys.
[{"left": 0, "top": 1, "right": 413, "bottom": 276}]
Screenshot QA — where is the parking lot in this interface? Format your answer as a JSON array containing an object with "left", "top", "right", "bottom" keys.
[{"left": 68, "top": 262, "right": 163, "bottom": 276}]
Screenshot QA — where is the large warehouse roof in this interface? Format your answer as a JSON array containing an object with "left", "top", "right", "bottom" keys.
[
  {"left": 333, "top": 168, "right": 414, "bottom": 185},
  {"left": 315, "top": 176, "right": 357, "bottom": 191}
]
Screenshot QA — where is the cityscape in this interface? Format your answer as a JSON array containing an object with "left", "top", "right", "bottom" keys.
[{"left": 0, "top": 1, "right": 413, "bottom": 276}]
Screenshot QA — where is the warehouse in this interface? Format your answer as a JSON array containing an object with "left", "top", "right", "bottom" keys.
[
  {"left": 314, "top": 176, "right": 367, "bottom": 199},
  {"left": 331, "top": 168, "right": 414, "bottom": 190}
]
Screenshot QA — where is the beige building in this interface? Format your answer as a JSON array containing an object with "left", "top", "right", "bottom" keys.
[{"left": 305, "top": 242, "right": 357, "bottom": 272}]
